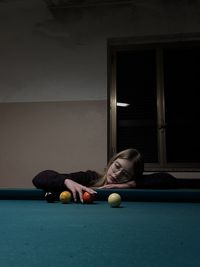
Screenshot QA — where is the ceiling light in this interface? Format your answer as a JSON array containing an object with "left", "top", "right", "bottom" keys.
[{"left": 117, "top": 102, "right": 130, "bottom": 107}]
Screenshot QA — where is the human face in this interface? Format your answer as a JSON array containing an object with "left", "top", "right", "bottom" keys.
[{"left": 106, "top": 158, "right": 134, "bottom": 184}]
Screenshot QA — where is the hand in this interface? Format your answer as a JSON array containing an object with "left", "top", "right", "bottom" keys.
[
  {"left": 64, "top": 179, "right": 97, "bottom": 203},
  {"left": 98, "top": 183, "right": 123, "bottom": 189},
  {"left": 99, "top": 181, "right": 136, "bottom": 189}
]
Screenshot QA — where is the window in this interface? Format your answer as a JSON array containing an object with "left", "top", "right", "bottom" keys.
[
  {"left": 108, "top": 36, "right": 200, "bottom": 171},
  {"left": 164, "top": 47, "right": 200, "bottom": 164}
]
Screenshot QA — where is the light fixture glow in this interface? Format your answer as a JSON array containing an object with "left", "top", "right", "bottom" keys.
[{"left": 117, "top": 102, "right": 130, "bottom": 107}]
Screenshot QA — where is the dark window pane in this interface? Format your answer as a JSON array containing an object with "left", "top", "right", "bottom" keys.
[
  {"left": 116, "top": 50, "right": 158, "bottom": 162},
  {"left": 164, "top": 47, "right": 200, "bottom": 163}
]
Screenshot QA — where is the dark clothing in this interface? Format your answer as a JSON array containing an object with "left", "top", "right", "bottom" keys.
[
  {"left": 32, "top": 170, "right": 100, "bottom": 192},
  {"left": 136, "top": 173, "right": 178, "bottom": 189},
  {"left": 32, "top": 170, "right": 178, "bottom": 192}
]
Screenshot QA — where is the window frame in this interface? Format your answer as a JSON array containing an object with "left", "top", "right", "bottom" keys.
[{"left": 107, "top": 33, "right": 200, "bottom": 171}]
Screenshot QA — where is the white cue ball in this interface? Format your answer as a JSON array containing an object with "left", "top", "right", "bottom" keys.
[{"left": 108, "top": 193, "right": 122, "bottom": 208}]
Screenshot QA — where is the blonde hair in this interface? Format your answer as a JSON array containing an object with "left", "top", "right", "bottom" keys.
[{"left": 92, "top": 148, "right": 144, "bottom": 187}]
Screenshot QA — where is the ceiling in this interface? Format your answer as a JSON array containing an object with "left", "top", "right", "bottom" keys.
[{"left": 44, "top": 0, "right": 135, "bottom": 9}]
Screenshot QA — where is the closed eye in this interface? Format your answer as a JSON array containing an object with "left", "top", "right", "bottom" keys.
[
  {"left": 114, "top": 162, "right": 121, "bottom": 170},
  {"left": 115, "top": 161, "right": 132, "bottom": 180}
]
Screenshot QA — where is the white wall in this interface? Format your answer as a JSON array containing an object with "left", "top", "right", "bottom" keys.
[{"left": 0, "top": 101, "right": 107, "bottom": 188}]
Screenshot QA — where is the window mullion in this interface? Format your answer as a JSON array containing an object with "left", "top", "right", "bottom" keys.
[{"left": 156, "top": 48, "right": 167, "bottom": 167}]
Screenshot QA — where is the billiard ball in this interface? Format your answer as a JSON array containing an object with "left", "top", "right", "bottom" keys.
[
  {"left": 45, "top": 192, "right": 56, "bottom": 203},
  {"left": 82, "top": 191, "right": 95, "bottom": 204},
  {"left": 59, "top": 191, "right": 72, "bottom": 204},
  {"left": 108, "top": 193, "right": 121, "bottom": 208}
]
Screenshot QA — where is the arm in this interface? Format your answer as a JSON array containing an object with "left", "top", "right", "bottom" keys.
[
  {"left": 136, "top": 172, "right": 178, "bottom": 189},
  {"left": 32, "top": 169, "right": 97, "bottom": 201},
  {"left": 99, "top": 180, "right": 136, "bottom": 189},
  {"left": 32, "top": 170, "right": 67, "bottom": 192}
]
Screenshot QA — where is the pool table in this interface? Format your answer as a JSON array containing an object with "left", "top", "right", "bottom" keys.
[{"left": 1, "top": 188, "right": 200, "bottom": 267}]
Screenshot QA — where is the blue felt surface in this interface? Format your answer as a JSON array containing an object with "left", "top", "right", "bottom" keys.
[{"left": 0, "top": 199, "right": 200, "bottom": 267}]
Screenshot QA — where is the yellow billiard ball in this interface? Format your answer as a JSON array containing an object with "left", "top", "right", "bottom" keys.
[
  {"left": 59, "top": 191, "right": 72, "bottom": 204},
  {"left": 108, "top": 193, "right": 122, "bottom": 208}
]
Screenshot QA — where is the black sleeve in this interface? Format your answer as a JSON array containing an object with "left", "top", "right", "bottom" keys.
[
  {"left": 136, "top": 172, "right": 178, "bottom": 189},
  {"left": 32, "top": 169, "right": 99, "bottom": 192}
]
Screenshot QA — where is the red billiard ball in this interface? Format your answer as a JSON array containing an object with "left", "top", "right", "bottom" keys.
[
  {"left": 82, "top": 192, "right": 95, "bottom": 204},
  {"left": 45, "top": 192, "right": 56, "bottom": 203}
]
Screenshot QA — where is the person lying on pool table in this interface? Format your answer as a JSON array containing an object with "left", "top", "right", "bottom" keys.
[{"left": 32, "top": 148, "right": 178, "bottom": 202}]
